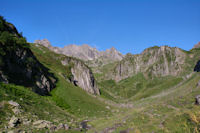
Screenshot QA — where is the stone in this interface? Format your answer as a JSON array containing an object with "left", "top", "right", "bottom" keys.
[
  {"left": 8, "top": 116, "right": 20, "bottom": 128},
  {"left": 12, "top": 107, "right": 21, "bottom": 114},
  {"left": 197, "top": 80, "right": 200, "bottom": 87},
  {"left": 195, "top": 95, "right": 200, "bottom": 105},
  {"left": 50, "top": 125, "right": 57, "bottom": 131},
  {"left": 8, "top": 101, "right": 20, "bottom": 107},
  {"left": 22, "top": 118, "right": 31, "bottom": 125},
  {"left": 64, "top": 124, "right": 69, "bottom": 130},
  {"left": 194, "top": 60, "right": 200, "bottom": 72},
  {"left": 57, "top": 123, "right": 66, "bottom": 130},
  {"left": 33, "top": 120, "right": 52, "bottom": 129},
  {"left": 106, "top": 106, "right": 110, "bottom": 110},
  {"left": 80, "top": 120, "right": 90, "bottom": 129}
]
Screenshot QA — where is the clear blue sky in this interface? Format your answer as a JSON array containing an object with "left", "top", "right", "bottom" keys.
[{"left": 0, "top": 0, "right": 199, "bottom": 54}]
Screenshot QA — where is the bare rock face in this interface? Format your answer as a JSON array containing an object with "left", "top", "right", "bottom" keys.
[
  {"left": 109, "top": 46, "right": 186, "bottom": 81},
  {"left": 61, "top": 57, "right": 100, "bottom": 95}
]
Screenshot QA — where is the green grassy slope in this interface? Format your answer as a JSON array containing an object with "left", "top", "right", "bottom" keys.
[
  {"left": 30, "top": 44, "right": 110, "bottom": 118},
  {"left": 89, "top": 73, "right": 200, "bottom": 133},
  {"left": 98, "top": 73, "right": 183, "bottom": 102},
  {"left": 0, "top": 83, "right": 76, "bottom": 132}
]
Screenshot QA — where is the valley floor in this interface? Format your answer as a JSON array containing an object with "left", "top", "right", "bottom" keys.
[{"left": 88, "top": 73, "right": 200, "bottom": 133}]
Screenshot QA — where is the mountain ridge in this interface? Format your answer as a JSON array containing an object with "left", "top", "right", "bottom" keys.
[{"left": 34, "top": 39, "right": 124, "bottom": 64}]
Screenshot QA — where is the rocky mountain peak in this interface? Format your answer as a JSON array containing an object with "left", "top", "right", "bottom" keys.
[
  {"left": 34, "top": 39, "right": 124, "bottom": 66},
  {"left": 104, "top": 47, "right": 124, "bottom": 61},
  {"left": 34, "top": 39, "right": 51, "bottom": 48},
  {"left": 106, "top": 45, "right": 186, "bottom": 81},
  {"left": 193, "top": 42, "right": 200, "bottom": 49}
]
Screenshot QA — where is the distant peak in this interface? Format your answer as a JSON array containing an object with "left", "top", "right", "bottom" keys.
[
  {"left": 82, "top": 44, "right": 90, "bottom": 47},
  {"left": 34, "top": 39, "right": 51, "bottom": 48},
  {"left": 110, "top": 47, "right": 117, "bottom": 51},
  {"left": 193, "top": 42, "right": 200, "bottom": 49}
]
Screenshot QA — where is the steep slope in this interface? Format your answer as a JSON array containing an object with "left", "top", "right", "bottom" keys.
[
  {"left": 0, "top": 83, "right": 75, "bottom": 132},
  {"left": 0, "top": 17, "right": 111, "bottom": 132},
  {"left": 30, "top": 43, "right": 110, "bottom": 118},
  {"left": 34, "top": 42, "right": 100, "bottom": 95},
  {"left": 0, "top": 16, "right": 56, "bottom": 95},
  {"left": 61, "top": 57, "right": 100, "bottom": 95}
]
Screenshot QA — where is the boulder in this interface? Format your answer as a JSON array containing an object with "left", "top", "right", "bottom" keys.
[
  {"left": 50, "top": 125, "right": 57, "bottom": 131},
  {"left": 194, "top": 60, "right": 200, "bottom": 72},
  {"left": 80, "top": 120, "right": 90, "bottom": 130},
  {"left": 12, "top": 107, "right": 21, "bottom": 114},
  {"left": 195, "top": 95, "right": 200, "bottom": 105},
  {"left": 8, "top": 101, "right": 20, "bottom": 107},
  {"left": 57, "top": 123, "right": 69, "bottom": 130},
  {"left": 197, "top": 80, "right": 200, "bottom": 86},
  {"left": 33, "top": 120, "right": 52, "bottom": 129},
  {"left": 8, "top": 116, "right": 20, "bottom": 128},
  {"left": 22, "top": 118, "right": 31, "bottom": 125}
]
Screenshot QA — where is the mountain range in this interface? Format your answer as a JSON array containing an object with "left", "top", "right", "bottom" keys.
[
  {"left": 34, "top": 39, "right": 124, "bottom": 62},
  {"left": 1, "top": 16, "right": 200, "bottom": 133}
]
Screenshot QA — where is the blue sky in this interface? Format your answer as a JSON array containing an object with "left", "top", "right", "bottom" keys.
[{"left": 0, "top": 0, "right": 199, "bottom": 54}]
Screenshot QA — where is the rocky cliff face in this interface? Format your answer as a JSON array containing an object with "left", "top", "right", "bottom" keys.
[
  {"left": 34, "top": 39, "right": 124, "bottom": 66},
  {"left": 109, "top": 46, "right": 186, "bottom": 81},
  {"left": 0, "top": 16, "right": 56, "bottom": 95},
  {"left": 61, "top": 57, "right": 100, "bottom": 95}
]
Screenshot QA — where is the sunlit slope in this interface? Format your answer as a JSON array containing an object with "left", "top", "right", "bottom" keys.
[
  {"left": 89, "top": 72, "right": 200, "bottom": 132},
  {"left": 30, "top": 44, "right": 110, "bottom": 118}
]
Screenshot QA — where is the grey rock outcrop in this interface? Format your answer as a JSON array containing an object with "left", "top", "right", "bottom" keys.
[
  {"left": 109, "top": 46, "right": 186, "bottom": 81},
  {"left": 61, "top": 57, "right": 100, "bottom": 95}
]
